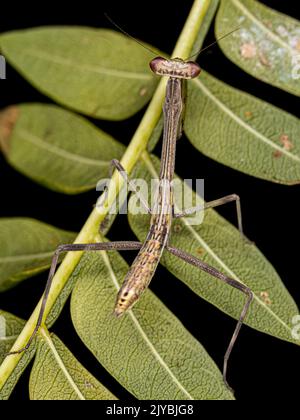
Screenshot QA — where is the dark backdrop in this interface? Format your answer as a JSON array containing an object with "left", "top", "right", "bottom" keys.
[{"left": 0, "top": 0, "right": 299, "bottom": 401}]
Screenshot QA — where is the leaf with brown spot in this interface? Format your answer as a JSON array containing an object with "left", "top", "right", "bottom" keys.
[
  {"left": 0, "top": 104, "right": 125, "bottom": 194},
  {"left": 240, "top": 42, "right": 257, "bottom": 58},
  {"left": 184, "top": 71, "right": 300, "bottom": 184},
  {"left": 216, "top": 0, "right": 300, "bottom": 96},
  {"left": 280, "top": 134, "right": 293, "bottom": 151},
  {"left": 0, "top": 106, "right": 19, "bottom": 155}
]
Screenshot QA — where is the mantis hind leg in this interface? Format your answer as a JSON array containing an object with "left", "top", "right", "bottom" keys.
[{"left": 166, "top": 244, "right": 253, "bottom": 393}]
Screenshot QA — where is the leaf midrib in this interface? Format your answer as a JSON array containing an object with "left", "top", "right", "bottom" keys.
[
  {"left": 232, "top": 0, "right": 295, "bottom": 55},
  {"left": 0, "top": 334, "right": 19, "bottom": 342},
  {"left": 192, "top": 77, "right": 300, "bottom": 163},
  {"left": 99, "top": 249, "right": 194, "bottom": 400},
  {"left": 22, "top": 48, "right": 152, "bottom": 81},
  {"left": 16, "top": 128, "right": 108, "bottom": 167},
  {"left": 40, "top": 330, "right": 85, "bottom": 400},
  {"left": 0, "top": 251, "right": 54, "bottom": 263}
]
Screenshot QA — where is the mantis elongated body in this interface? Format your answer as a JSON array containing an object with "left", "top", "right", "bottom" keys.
[
  {"left": 114, "top": 57, "right": 200, "bottom": 316},
  {"left": 8, "top": 54, "right": 253, "bottom": 392}
]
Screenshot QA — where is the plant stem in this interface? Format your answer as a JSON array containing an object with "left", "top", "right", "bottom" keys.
[{"left": 0, "top": 0, "right": 212, "bottom": 391}]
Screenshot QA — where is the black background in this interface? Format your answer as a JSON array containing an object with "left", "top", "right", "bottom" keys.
[{"left": 0, "top": 0, "right": 299, "bottom": 401}]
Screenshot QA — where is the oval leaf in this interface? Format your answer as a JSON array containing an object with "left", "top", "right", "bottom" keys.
[
  {"left": 0, "top": 28, "right": 158, "bottom": 120},
  {"left": 71, "top": 250, "right": 234, "bottom": 400},
  {"left": 184, "top": 71, "right": 300, "bottom": 184},
  {"left": 0, "top": 218, "right": 75, "bottom": 292},
  {"left": 128, "top": 156, "right": 300, "bottom": 345},
  {"left": 215, "top": 0, "right": 300, "bottom": 96},
  {"left": 30, "top": 331, "right": 117, "bottom": 400},
  {"left": 0, "top": 310, "right": 25, "bottom": 363},
  {"left": 0, "top": 310, "right": 36, "bottom": 400},
  {"left": 0, "top": 104, "right": 125, "bottom": 193}
]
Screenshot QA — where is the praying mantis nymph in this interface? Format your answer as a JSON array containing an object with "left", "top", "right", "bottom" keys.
[{"left": 8, "top": 29, "right": 253, "bottom": 394}]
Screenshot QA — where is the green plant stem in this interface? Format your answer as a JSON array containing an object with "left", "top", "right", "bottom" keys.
[{"left": 0, "top": 0, "right": 212, "bottom": 390}]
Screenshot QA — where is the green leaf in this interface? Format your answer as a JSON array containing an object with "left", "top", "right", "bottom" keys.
[
  {"left": 0, "top": 104, "right": 125, "bottom": 193},
  {"left": 71, "top": 250, "right": 234, "bottom": 400},
  {"left": 0, "top": 311, "right": 116, "bottom": 400},
  {"left": 0, "top": 311, "right": 25, "bottom": 363},
  {"left": 0, "top": 27, "right": 158, "bottom": 120},
  {"left": 215, "top": 0, "right": 300, "bottom": 96},
  {"left": 184, "top": 71, "right": 300, "bottom": 184},
  {"left": 0, "top": 218, "right": 76, "bottom": 292},
  {"left": 0, "top": 310, "right": 36, "bottom": 400},
  {"left": 128, "top": 155, "right": 300, "bottom": 345},
  {"left": 30, "top": 330, "right": 117, "bottom": 400}
]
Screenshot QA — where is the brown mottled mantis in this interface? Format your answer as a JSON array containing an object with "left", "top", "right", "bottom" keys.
[{"left": 8, "top": 49, "right": 253, "bottom": 392}]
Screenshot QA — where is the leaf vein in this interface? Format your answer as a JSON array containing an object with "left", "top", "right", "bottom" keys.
[
  {"left": 193, "top": 78, "right": 300, "bottom": 163},
  {"left": 0, "top": 251, "right": 54, "bottom": 263},
  {"left": 232, "top": 0, "right": 295, "bottom": 54},
  {"left": 24, "top": 49, "right": 152, "bottom": 80},
  {"left": 40, "top": 330, "right": 85, "bottom": 400},
  {"left": 17, "top": 128, "right": 108, "bottom": 167}
]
